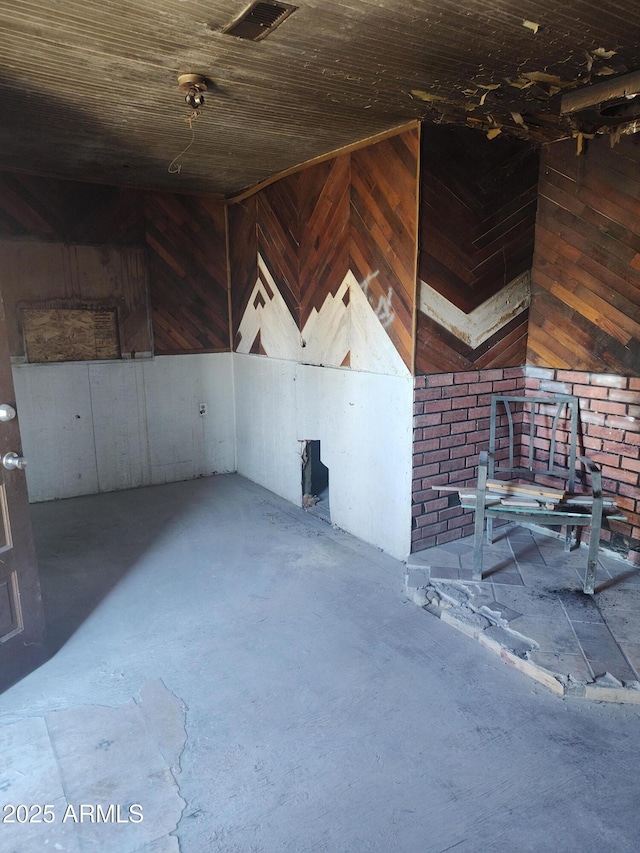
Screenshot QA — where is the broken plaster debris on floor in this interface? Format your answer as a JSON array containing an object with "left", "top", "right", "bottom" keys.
[
  {"left": 0, "top": 679, "right": 186, "bottom": 853},
  {"left": 405, "top": 565, "right": 640, "bottom": 703}
]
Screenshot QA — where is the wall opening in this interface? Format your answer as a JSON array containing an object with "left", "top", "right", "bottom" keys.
[{"left": 302, "top": 440, "right": 330, "bottom": 522}]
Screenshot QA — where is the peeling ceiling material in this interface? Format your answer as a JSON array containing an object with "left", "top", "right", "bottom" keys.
[
  {"left": 0, "top": 1, "right": 639, "bottom": 196},
  {"left": 560, "top": 69, "right": 640, "bottom": 138}
]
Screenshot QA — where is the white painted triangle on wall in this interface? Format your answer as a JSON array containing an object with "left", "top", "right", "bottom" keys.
[{"left": 236, "top": 255, "right": 409, "bottom": 376}]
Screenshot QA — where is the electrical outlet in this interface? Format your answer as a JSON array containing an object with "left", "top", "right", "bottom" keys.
[{"left": 199, "top": 402, "right": 207, "bottom": 416}]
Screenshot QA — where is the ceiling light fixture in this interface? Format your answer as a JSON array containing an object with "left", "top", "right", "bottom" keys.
[
  {"left": 168, "top": 74, "right": 209, "bottom": 175},
  {"left": 177, "top": 74, "right": 208, "bottom": 111}
]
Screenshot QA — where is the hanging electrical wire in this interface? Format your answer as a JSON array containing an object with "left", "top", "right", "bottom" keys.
[{"left": 168, "top": 74, "right": 207, "bottom": 175}]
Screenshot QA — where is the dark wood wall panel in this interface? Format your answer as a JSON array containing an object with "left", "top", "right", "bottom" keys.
[
  {"left": 299, "top": 156, "right": 350, "bottom": 327},
  {"left": 257, "top": 175, "right": 301, "bottom": 326},
  {"left": 0, "top": 171, "right": 230, "bottom": 357},
  {"left": 416, "top": 125, "right": 538, "bottom": 374},
  {"left": 419, "top": 126, "right": 538, "bottom": 310},
  {"left": 350, "top": 130, "right": 419, "bottom": 370},
  {"left": 0, "top": 173, "right": 144, "bottom": 244},
  {"left": 144, "top": 193, "right": 229, "bottom": 355},
  {"left": 0, "top": 241, "right": 151, "bottom": 359},
  {"left": 415, "top": 311, "right": 529, "bottom": 375},
  {"left": 527, "top": 137, "right": 640, "bottom": 375},
  {"left": 229, "top": 197, "right": 258, "bottom": 347},
  {"left": 229, "top": 128, "right": 419, "bottom": 371}
]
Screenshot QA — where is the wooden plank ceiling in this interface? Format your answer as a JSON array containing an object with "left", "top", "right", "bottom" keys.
[{"left": 0, "top": 1, "right": 639, "bottom": 196}]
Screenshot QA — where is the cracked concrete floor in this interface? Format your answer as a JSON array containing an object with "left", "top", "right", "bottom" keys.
[
  {"left": 1, "top": 475, "right": 640, "bottom": 852},
  {"left": 408, "top": 526, "right": 640, "bottom": 702}
]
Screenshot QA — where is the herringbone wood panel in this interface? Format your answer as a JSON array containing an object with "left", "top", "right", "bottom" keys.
[
  {"left": 229, "top": 128, "right": 419, "bottom": 371},
  {"left": 350, "top": 130, "right": 419, "bottom": 370},
  {"left": 415, "top": 309, "right": 529, "bottom": 374},
  {"left": 257, "top": 175, "right": 301, "bottom": 326},
  {"left": 0, "top": 171, "right": 231, "bottom": 355},
  {"left": 145, "top": 192, "right": 230, "bottom": 354},
  {"left": 229, "top": 197, "right": 258, "bottom": 348},
  {"left": 299, "top": 155, "right": 350, "bottom": 327},
  {"left": 419, "top": 126, "right": 538, "bottom": 311},
  {"left": 528, "top": 137, "right": 640, "bottom": 375},
  {"left": 416, "top": 125, "right": 537, "bottom": 372},
  {"left": 0, "top": 172, "right": 144, "bottom": 244}
]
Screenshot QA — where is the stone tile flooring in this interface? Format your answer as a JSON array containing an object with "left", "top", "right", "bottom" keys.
[{"left": 407, "top": 525, "right": 640, "bottom": 703}]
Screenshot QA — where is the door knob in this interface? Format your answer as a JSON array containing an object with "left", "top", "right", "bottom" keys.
[
  {"left": 3, "top": 452, "right": 27, "bottom": 470},
  {"left": 0, "top": 404, "right": 16, "bottom": 422}
]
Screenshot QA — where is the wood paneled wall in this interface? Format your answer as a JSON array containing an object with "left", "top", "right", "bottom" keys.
[
  {"left": 229, "top": 128, "right": 419, "bottom": 371},
  {"left": 257, "top": 174, "right": 303, "bottom": 327},
  {"left": 0, "top": 241, "right": 150, "bottom": 359},
  {"left": 416, "top": 126, "right": 538, "bottom": 373},
  {"left": 0, "top": 172, "right": 145, "bottom": 245},
  {"left": 145, "top": 193, "right": 229, "bottom": 354},
  {"left": 528, "top": 137, "right": 640, "bottom": 376},
  {"left": 228, "top": 197, "right": 258, "bottom": 352},
  {"left": 0, "top": 172, "right": 230, "bottom": 356},
  {"left": 299, "top": 155, "right": 351, "bottom": 329},
  {"left": 351, "top": 134, "right": 418, "bottom": 370},
  {"left": 415, "top": 311, "right": 530, "bottom": 374}
]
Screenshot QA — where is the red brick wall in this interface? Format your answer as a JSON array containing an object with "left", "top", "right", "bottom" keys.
[
  {"left": 412, "top": 367, "right": 526, "bottom": 550},
  {"left": 412, "top": 366, "right": 640, "bottom": 565}
]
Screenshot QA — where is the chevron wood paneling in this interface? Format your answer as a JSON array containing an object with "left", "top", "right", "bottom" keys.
[
  {"left": 419, "top": 125, "right": 538, "bottom": 311},
  {"left": 527, "top": 137, "right": 640, "bottom": 376},
  {"left": 229, "top": 196, "right": 258, "bottom": 349},
  {"left": 230, "top": 128, "right": 418, "bottom": 372},
  {"left": 299, "top": 155, "right": 350, "bottom": 327},
  {"left": 257, "top": 174, "right": 301, "bottom": 327},
  {"left": 350, "top": 130, "right": 419, "bottom": 370},
  {"left": 145, "top": 192, "right": 229, "bottom": 354},
  {"left": 416, "top": 125, "right": 537, "bottom": 373},
  {"left": 415, "top": 310, "right": 529, "bottom": 374},
  {"left": 0, "top": 172, "right": 144, "bottom": 244}
]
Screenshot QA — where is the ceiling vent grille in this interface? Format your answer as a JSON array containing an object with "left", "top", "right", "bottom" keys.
[{"left": 223, "top": 1, "right": 297, "bottom": 41}]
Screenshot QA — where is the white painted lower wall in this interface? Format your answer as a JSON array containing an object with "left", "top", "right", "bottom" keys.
[
  {"left": 12, "top": 354, "right": 236, "bottom": 502},
  {"left": 13, "top": 351, "right": 413, "bottom": 559},
  {"left": 233, "top": 353, "right": 414, "bottom": 560}
]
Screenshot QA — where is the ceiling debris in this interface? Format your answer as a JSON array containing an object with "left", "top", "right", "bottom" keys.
[
  {"left": 559, "top": 70, "right": 640, "bottom": 149},
  {"left": 592, "top": 47, "right": 617, "bottom": 60},
  {"left": 573, "top": 131, "right": 594, "bottom": 155},
  {"left": 410, "top": 90, "right": 448, "bottom": 103},
  {"left": 0, "top": 1, "right": 639, "bottom": 194},
  {"left": 522, "top": 20, "right": 540, "bottom": 35},
  {"left": 410, "top": 43, "right": 640, "bottom": 152},
  {"left": 565, "top": 69, "right": 640, "bottom": 112}
]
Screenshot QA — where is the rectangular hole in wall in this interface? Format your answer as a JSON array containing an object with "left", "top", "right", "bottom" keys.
[{"left": 301, "top": 440, "right": 330, "bottom": 523}]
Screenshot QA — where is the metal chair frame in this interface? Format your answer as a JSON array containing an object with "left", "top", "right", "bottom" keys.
[{"left": 469, "top": 394, "right": 605, "bottom": 594}]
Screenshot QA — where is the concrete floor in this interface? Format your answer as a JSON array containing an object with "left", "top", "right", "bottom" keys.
[
  {"left": 409, "top": 526, "right": 640, "bottom": 702},
  {"left": 1, "top": 474, "right": 640, "bottom": 852}
]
